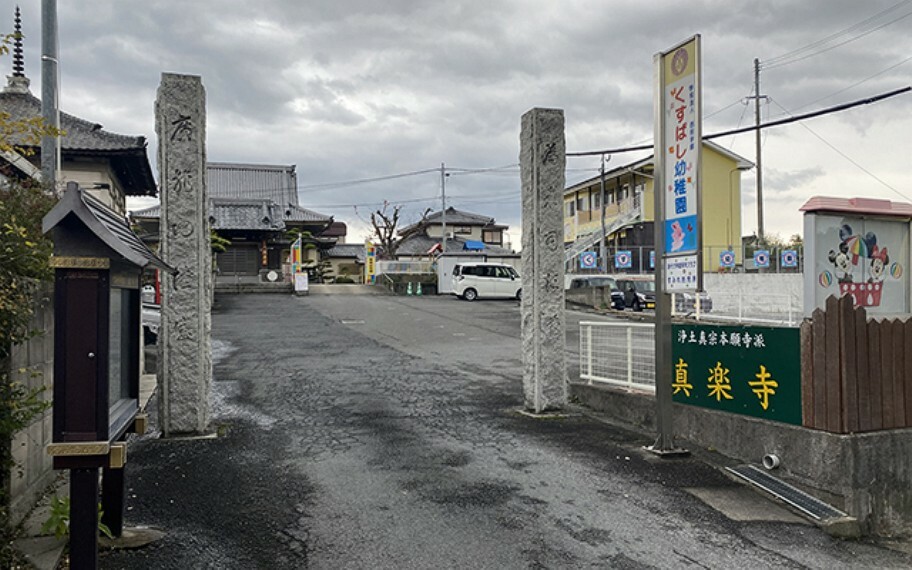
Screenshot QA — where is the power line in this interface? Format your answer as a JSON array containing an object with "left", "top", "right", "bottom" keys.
[
  {"left": 297, "top": 167, "right": 440, "bottom": 192},
  {"left": 769, "top": 97, "right": 912, "bottom": 203},
  {"left": 763, "top": 1, "right": 912, "bottom": 70},
  {"left": 768, "top": 53, "right": 912, "bottom": 119},
  {"left": 567, "top": 86, "right": 911, "bottom": 157}
]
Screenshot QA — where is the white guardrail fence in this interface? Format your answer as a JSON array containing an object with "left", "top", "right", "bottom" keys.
[
  {"left": 579, "top": 321, "right": 656, "bottom": 392},
  {"left": 670, "top": 292, "right": 801, "bottom": 327}
]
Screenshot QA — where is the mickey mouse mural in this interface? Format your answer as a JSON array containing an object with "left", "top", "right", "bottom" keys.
[
  {"left": 822, "top": 224, "right": 891, "bottom": 307},
  {"left": 804, "top": 196, "right": 911, "bottom": 316}
]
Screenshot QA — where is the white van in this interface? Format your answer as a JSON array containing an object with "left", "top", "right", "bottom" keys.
[{"left": 452, "top": 262, "right": 521, "bottom": 301}]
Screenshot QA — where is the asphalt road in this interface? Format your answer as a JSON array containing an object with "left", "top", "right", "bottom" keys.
[{"left": 102, "top": 293, "right": 911, "bottom": 569}]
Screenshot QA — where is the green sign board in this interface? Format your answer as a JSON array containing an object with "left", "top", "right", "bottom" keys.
[{"left": 671, "top": 324, "right": 802, "bottom": 425}]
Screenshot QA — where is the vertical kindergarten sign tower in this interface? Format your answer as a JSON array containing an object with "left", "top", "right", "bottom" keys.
[
  {"left": 652, "top": 36, "right": 703, "bottom": 452},
  {"left": 156, "top": 73, "right": 213, "bottom": 436},
  {"left": 520, "top": 108, "right": 567, "bottom": 413}
]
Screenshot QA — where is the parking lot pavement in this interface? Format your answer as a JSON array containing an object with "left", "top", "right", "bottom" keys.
[{"left": 101, "top": 294, "right": 912, "bottom": 569}]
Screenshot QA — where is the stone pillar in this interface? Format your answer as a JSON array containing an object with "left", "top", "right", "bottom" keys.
[
  {"left": 519, "top": 108, "right": 567, "bottom": 413},
  {"left": 155, "top": 73, "right": 212, "bottom": 436}
]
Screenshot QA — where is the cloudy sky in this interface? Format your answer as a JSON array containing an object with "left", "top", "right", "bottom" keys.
[{"left": 9, "top": 1, "right": 912, "bottom": 245}]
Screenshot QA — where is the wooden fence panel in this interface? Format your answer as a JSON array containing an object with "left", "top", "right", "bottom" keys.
[
  {"left": 868, "top": 321, "right": 884, "bottom": 431},
  {"left": 811, "top": 309, "right": 828, "bottom": 430},
  {"left": 824, "top": 296, "right": 842, "bottom": 433},
  {"left": 839, "top": 297, "right": 858, "bottom": 433},
  {"left": 802, "top": 294, "right": 911, "bottom": 432},
  {"left": 906, "top": 319, "right": 912, "bottom": 428},
  {"left": 800, "top": 320, "right": 814, "bottom": 428},
  {"left": 892, "top": 319, "right": 906, "bottom": 428},
  {"left": 855, "top": 308, "right": 872, "bottom": 432},
  {"left": 881, "top": 320, "right": 896, "bottom": 429}
]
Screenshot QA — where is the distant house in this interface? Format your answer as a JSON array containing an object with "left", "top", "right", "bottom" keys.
[
  {"left": 395, "top": 207, "right": 514, "bottom": 260},
  {"left": 324, "top": 243, "right": 366, "bottom": 283},
  {"left": 131, "top": 162, "right": 334, "bottom": 280},
  {"left": 0, "top": 20, "right": 155, "bottom": 212}
]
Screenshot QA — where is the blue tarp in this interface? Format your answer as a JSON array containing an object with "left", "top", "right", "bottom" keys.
[{"left": 463, "top": 240, "right": 485, "bottom": 251}]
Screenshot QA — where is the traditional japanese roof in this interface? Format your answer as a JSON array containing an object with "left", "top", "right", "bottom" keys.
[
  {"left": 208, "top": 162, "right": 299, "bottom": 206},
  {"left": 1, "top": 16, "right": 156, "bottom": 196},
  {"left": 395, "top": 233, "right": 513, "bottom": 256},
  {"left": 283, "top": 203, "right": 333, "bottom": 224},
  {"left": 42, "top": 182, "right": 174, "bottom": 272},
  {"left": 208, "top": 198, "right": 286, "bottom": 231},
  {"left": 325, "top": 243, "right": 366, "bottom": 263},
  {"left": 131, "top": 200, "right": 332, "bottom": 227},
  {"left": 398, "top": 207, "right": 507, "bottom": 234}
]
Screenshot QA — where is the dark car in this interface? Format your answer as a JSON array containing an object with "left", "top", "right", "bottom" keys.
[
  {"left": 673, "top": 291, "right": 713, "bottom": 313},
  {"left": 616, "top": 278, "right": 656, "bottom": 311},
  {"left": 567, "top": 276, "right": 625, "bottom": 310}
]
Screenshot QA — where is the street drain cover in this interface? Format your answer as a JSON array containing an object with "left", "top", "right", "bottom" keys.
[{"left": 726, "top": 464, "right": 847, "bottom": 520}]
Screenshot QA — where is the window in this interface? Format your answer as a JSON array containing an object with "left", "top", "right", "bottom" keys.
[
  {"left": 482, "top": 230, "right": 502, "bottom": 245},
  {"left": 566, "top": 201, "right": 575, "bottom": 217},
  {"left": 593, "top": 192, "right": 601, "bottom": 210},
  {"left": 577, "top": 195, "right": 588, "bottom": 212},
  {"left": 454, "top": 226, "right": 472, "bottom": 235}
]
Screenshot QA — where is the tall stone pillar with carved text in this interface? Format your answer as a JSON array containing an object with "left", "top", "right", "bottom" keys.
[
  {"left": 155, "top": 73, "right": 212, "bottom": 435},
  {"left": 520, "top": 108, "right": 567, "bottom": 413}
]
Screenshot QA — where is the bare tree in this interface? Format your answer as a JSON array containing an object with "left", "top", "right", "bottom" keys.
[{"left": 370, "top": 202, "right": 431, "bottom": 259}]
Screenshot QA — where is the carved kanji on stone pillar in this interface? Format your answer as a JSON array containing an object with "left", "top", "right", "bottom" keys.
[{"left": 156, "top": 73, "right": 212, "bottom": 436}]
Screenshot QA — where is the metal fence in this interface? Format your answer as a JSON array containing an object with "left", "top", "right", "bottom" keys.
[
  {"left": 579, "top": 321, "right": 655, "bottom": 392},
  {"left": 568, "top": 244, "right": 805, "bottom": 275},
  {"left": 376, "top": 260, "right": 434, "bottom": 274},
  {"left": 670, "top": 292, "right": 802, "bottom": 327}
]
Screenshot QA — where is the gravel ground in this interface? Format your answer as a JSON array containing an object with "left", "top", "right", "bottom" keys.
[{"left": 100, "top": 294, "right": 912, "bottom": 569}]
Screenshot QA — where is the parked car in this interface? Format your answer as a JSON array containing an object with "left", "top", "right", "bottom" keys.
[
  {"left": 452, "top": 262, "right": 521, "bottom": 301},
  {"left": 673, "top": 291, "right": 713, "bottom": 313},
  {"left": 616, "top": 277, "right": 656, "bottom": 311},
  {"left": 567, "top": 276, "right": 625, "bottom": 310}
]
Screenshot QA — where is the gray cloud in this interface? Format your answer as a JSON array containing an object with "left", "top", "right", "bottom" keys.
[{"left": 7, "top": 0, "right": 912, "bottom": 242}]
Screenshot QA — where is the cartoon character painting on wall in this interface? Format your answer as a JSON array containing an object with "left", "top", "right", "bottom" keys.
[{"left": 819, "top": 223, "right": 903, "bottom": 308}]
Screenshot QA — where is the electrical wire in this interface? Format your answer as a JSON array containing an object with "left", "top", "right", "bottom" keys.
[
  {"left": 769, "top": 97, "right": 912, "bottom": 203},
  {"left": 763, "top": 1, "right": 912, "bottom": 70},
  {"left": 567, "top": 86, "right": 911, "bottom": 156}
]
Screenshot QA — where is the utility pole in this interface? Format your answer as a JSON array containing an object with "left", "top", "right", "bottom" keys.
[
  {"left": 41, "top": 0, "right": 60, "bottom": 193},
  {"left": 599, "top": 154, "right": 607, "bottom": 272},
  {"left": 752, "top": 58, "right": 767, "bottom": 242},
  {"left": 440, "top": 162, "right": 447, "bottom": 253}
]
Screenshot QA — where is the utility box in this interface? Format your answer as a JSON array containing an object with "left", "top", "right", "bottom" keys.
[
  {"left": 802, "top": 196, "right": 911, "bottom": 318},
  {"left": 42, "top": 182, "right": 174, "bottom": 469}
]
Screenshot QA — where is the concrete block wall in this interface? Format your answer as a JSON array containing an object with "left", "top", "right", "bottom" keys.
[
  {"left": 570, "top": 382, "right": 912, "bottom": 536},
  {"left": 7, "top": 284, "right": 56, "bottom": 526},
  {"left": 702, "top": 273, "right": 803, "bottom": 317}
]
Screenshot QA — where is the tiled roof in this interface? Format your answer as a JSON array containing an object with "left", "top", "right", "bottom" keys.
[
  {"left": 130, "top": 201, "right": 332, "bottom": 226},
  {"left": 208, "top": 198, "right": 286, "bottom": 231},
  {"left": 395, "top": 233, "right": 513, "bottom": 256},
  {"left": 399, "top": 207, "right": 506, "bottom": 234},
  {"left": 42, "top": 182, "right": 173, "bottom": 272},
  {"left": 0, "top": 89, "right": 148, "bottom": 152},
  {"left": 208, "top": 162, "right": 299, "bottom": 206},
  {"left": 283, "top": 203, "right": 332, "bottom": 223},
  {"left": 0, "top": 87, "right": 156, "bottom": 196},
  {"left": 325, "top": 243, "right": 366, "bottom": 263},
  {"left": 130, "top": 204, "right": 161, "bottom": 219}
]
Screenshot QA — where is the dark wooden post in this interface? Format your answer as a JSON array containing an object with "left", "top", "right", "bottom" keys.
[
  {"left": 101, "top": 462, "right": 125, "bottom": 537},
  {"left": 69, "top": 468, "right": 99, "bottom": 570}
]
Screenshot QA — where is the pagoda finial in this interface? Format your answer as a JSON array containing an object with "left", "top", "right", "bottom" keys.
[
  {"left": 4, "top": 5, "right": 30, "bottom": 93},
  {"left": 12, "top": 6, "right": 24, "bottom": 77}
]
